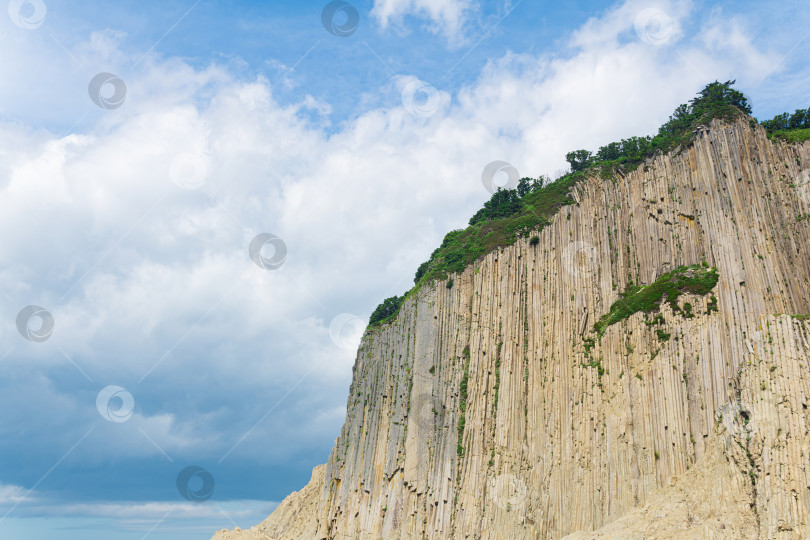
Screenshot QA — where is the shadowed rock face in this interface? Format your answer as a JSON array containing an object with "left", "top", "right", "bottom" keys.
[{"left": 214, "top": 118, "right": 810, "bottom": 540}]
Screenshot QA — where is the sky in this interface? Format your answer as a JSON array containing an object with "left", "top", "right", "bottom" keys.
[{"left": 0, "top": 0, "right": 808, "bottom": 538}]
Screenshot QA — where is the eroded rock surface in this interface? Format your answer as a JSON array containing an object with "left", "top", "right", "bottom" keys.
[{"left": 214, "top": 119, "right": 810, "bottom": 539}]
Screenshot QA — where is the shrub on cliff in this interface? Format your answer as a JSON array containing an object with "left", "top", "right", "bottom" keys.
[
  {"left": 369, "top": 295, "right": 404, "bottom": 326},
  {"left": 370, "top": 81, "right": 800, "bottom": 330},
  {"left": 760, "top": 107, "right": 810, "bottom": 143},
  {"left": 564, "top": 80, "right": 751, "bottom": 173}
]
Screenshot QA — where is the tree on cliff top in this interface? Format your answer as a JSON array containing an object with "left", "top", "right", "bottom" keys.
[{"left": 565, "top": 80, "right": 751, "bottom": 173}]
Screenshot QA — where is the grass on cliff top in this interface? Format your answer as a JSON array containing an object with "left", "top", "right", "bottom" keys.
[
  {"left": 760, "top": 107, "right": 810, "bottom": 142},
  {"left": 415, "top": 174, "right": 581, "bottom": 285},
  {"left": 367, "top": 81, "right": 799, "bottom": 329},
  {"left": 592, "top": 263, "right": 719, "bottom": 337},
  {"left": 562, "top": 80, "right": 750, "bottom": 175},
  {"left": 368, "top": 174, "right": 582, "bottom": 326},
  {"left": 767, "top": 128, "right": 810, "bottom": 144}
]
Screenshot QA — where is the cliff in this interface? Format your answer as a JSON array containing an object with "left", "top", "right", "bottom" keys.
[{"left": 213, "top": 116, "right": 810, "bottom": 539}]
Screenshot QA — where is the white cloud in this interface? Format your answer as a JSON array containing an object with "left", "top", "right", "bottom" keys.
[
  {"left": 29, "top": 499, "right": 276, "bottom": 520},
  {"left": 0, "top": 489, "right": 278, "bottom": 533},
  {"left": 0, "top": 483, "right": 28, "bottom": 505},
  {"left": 371, "top": 0, "right": 478, "bottom": 43}
]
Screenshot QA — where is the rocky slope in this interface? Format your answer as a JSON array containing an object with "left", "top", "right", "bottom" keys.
[{"left": 213, "top": 117, "right": 810, "bottom": 539}]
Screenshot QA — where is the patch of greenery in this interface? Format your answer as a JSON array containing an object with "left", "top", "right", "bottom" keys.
[
  {"left": 760, "top": 108, "right": 809, "bottom": 130},
  {"left": 592, "top": 264, "right": 719, "bottom": 337},
  {"left": 413, "top": 174, "right": 581, "bottom": 288},
  {"left": 656, "top": 329, "right": 672, "bottom": 342},
  {"left": 565, "top": 80, "right": 751, "bottom": 173},
  {"left": 759, "top": 107, "right": 810, "bottom": 142},
  {"left": 792, "top": 314, "right": 810, "bottom": 321},
  {"left": 368, "top": 81, "right": 764, "bottom": 329},
  {"left": 707, "top": 295, "right": 719, "bottom": 315},
  {"left": 581, "top": 359, "right": 605, "bottom": 389},
  {"left": 368, "top": 295, "right": 404, "bottom": 326},
  {"left": 768, "top": 128, "right": 810, "bottom": 143}
]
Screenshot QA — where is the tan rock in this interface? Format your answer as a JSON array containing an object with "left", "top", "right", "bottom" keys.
[
  {"left": 214, "top": 118, "right": 810, "bottom": 539},
  {"left": 211, "top": 465, "right": 324, "bottom": 540}
]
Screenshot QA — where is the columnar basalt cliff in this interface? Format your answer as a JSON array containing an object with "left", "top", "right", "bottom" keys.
[{"left": 214, "top": 116, "right": 810, "bottom": 539}]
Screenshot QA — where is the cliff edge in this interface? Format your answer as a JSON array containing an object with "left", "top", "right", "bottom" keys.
[{"left": 214, "top": 116, "right": 810, "bottom": 539}]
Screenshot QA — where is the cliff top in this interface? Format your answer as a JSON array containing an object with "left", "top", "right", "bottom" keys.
[{"left": 367, "top": 81, "right": 810, "bottom": 329}]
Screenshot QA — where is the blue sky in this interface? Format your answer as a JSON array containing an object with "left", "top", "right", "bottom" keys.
[{"left": 0, "top": 0, "right": 808, "bottom": 538}]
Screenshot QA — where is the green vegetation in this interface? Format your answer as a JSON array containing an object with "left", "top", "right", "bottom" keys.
[
  {"left": 761, "top": 107, "right": 809, "bottom": 130},
  {"left": 592, "top": 264, "right": 719, "bottom": 337},
  {"left": 581, "top": 359, "right": 605, "bottom": 388},
  {"left": 366, "top": 81, "right": 801, "bottom": 329},
  {"left": 769, "top": 128, "right": 810, "bottom": 143},
  {"left": 683, "top": 302, "right": 694, "bottom": 318},
  {"left": 564, "top": 80, "right": 750, "bottom": 172},
  {"left": 706, "top": 295, "right": 719, "bottom": 314},
  {"left": 792, "top": 314, "right": 810, "bottom": 321},
  {"left": 760, "top": 107, "right": 810, "bottom": 142},
  {"left": 656, "top": 329, "right": 672, "bottom": 342},
  {"left": 368, "top": 295, "right": 404, "bottom": 325},
  {"left": 413, "top": 174, "right": 580, "bottom": 287}
]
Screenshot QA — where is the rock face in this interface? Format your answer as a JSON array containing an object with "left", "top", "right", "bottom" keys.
[
  {"left": 212, "top": 466, "right": 324, "bottom": 540},
  {"left": 213, "top": 118, "right": 810, "bottom": 539}
]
